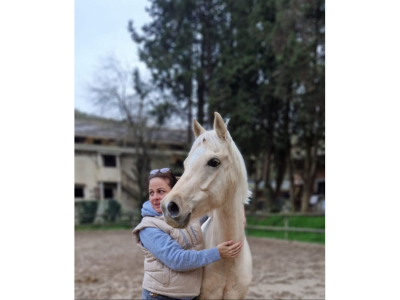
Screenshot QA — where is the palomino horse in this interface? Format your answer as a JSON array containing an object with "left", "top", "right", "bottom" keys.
[{"left": 161, "top": 112, "right": 252, "bottom": 299}]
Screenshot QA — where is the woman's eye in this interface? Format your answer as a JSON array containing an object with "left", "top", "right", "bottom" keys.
[{"left": 207, "top": 158, "right": 220, "bottom": 167}]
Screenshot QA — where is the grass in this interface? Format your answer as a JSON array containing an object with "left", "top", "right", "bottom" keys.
[
  {"left": 245, "top": 215, "right": 325, "bottom": 244},
  {"left": 245, "top": 228, "right": 325, "bottom": 244}
]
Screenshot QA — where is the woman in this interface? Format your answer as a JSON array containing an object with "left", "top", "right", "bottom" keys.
[{"left": 133, "top": 168, "right": 243, "bottom": 300}]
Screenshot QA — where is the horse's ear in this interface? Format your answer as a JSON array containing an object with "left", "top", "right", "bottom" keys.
[
  {"left": 193, "top": 119, "right": 206, "bottom": 139},
  {"left": 213, "top": 112, "right": 227, "bottom": 138}
]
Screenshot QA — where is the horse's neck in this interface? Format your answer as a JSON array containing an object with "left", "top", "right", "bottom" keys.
[{"left": 209, "top": 197, "right": 244, "bottom": 245}]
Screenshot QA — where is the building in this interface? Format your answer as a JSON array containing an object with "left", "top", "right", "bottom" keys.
[{"left": 74, "top": 114, "right": 188, "bottom": 213}]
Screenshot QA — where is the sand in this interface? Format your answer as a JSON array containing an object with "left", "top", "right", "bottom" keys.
[{"left": 75, "top": 230, "right": 325, "bottom": 299}]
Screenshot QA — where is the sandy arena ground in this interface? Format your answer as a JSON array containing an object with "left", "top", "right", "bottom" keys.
[{"left": 75, "top": 230, "right": 325, "bottom": 299}]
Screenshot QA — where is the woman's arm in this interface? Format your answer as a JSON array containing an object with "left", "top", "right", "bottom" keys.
[
  {"left": 139, "top": 227, "right": 219, "bottom": 271},
  {"left": 139, "top": 227, "right": 241, "bottom": 272}
]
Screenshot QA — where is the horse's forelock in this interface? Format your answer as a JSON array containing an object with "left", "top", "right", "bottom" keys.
[{"left": 189, "top": 130, "right": 230, "bottom": 155}]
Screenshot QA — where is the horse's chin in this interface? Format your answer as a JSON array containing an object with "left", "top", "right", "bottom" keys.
[{"left": 164, "top": 212, "right": 192, "bottom": 229}]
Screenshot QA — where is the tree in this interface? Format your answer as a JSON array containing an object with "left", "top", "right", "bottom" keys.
[
  {"left": 86, "top": 56, "right": 155, "bottom": 209},
  {"left": 206, "top": 0, "right": 325, "bottom": 212},
  {"left": 127, "top": 0, "right": 325, "bottom": 212},
  {"left": 207, "top": 0, "right": 285, "bottom": 211},
  {"left": 281, "top": 0, "right": 325, "bottom": 212},
  {"left": 129, "top": 0, "right": 197, "bottom": 143},
  {"left": 129, "top": 0, "right": 231, "bottom": 137}
]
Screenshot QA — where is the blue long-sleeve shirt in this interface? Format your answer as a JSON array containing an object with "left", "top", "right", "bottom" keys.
[
  {"left": 138, "top": 201, "right": 220, "bottom": 272},
  {"left": 139, "top": 227, "right": 220, "bottom": 271}
]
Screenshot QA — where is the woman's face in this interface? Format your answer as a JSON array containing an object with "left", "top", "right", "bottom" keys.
[{"left": 149, "top": 177, "right": 172, "bottom": 213}]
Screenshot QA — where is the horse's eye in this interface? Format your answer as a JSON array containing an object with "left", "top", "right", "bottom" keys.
[{"left": 207, "top": 158, "right": 220, "bottom": 167}]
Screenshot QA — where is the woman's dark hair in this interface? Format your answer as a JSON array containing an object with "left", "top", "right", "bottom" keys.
[{"left": 148, "top": 170, "right": 178, "bottom": 189}]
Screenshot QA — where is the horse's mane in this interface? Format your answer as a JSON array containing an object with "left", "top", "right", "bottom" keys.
[{"left": 188, "top": 129, "right": 250, "bottom": 204}]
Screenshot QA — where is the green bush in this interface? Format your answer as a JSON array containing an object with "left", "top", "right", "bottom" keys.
[
  {"left": 75, "top": 201, "right": 98, "bottom": 224},
  {"left": 104, "top": 199, "right": 121, "bottom": 222}
]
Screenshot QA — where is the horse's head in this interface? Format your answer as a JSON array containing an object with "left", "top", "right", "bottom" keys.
[{"left": 161, "top": 112, "right": 248, "bottom": 228}]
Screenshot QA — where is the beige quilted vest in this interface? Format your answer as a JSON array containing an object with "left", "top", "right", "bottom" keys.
[{"left": 133, "top": 216, "right": 204, "bottom": 298}]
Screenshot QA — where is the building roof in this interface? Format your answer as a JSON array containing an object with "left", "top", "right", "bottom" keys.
[
  {"left": 75, "top": 119, "right": 126, "bottom": 139},
  {"left": 75, "top": 118, "right": 188, "bottom": 145}
]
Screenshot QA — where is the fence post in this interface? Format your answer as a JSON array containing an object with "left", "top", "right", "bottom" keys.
[{"left": 284, "top": 216, "right": 288, "bottom": 240}]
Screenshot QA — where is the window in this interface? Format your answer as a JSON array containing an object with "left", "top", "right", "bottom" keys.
[
  {"left": 75, "top": 136, "right": 85, "bottom": 143},
  {"left": 104, "top": 187, "right": 113, "bottom": 198},
  {"left": 102, "top": 155, "right": 117, "bottom": 167},
  {"left": 75, "top": 185, "right": 84, "bottom": 198},
  {"left": 103, "top": 183, "right": 117, "bottom": 199}
]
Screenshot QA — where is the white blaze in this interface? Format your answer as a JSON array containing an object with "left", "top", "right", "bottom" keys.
[{"left": 189, "top": 146, "right": 205, "bottom": 168}]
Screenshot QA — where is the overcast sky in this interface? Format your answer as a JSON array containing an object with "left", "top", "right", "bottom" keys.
[{"left": 74, "top": 0, "right": 151, "bottom": 115}]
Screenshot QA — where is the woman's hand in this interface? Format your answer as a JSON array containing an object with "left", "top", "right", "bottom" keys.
[{"left": 217, "top": 240, "right": 242, "bottom": 258}]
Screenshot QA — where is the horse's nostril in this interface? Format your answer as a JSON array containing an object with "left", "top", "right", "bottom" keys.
[{"left": 167, "top": 201, "right": 180, "bottom": 218}]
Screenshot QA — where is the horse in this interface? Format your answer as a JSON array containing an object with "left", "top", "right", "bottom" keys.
[{"left": 161, "top": 112, "right": 253, "bottom": 299}]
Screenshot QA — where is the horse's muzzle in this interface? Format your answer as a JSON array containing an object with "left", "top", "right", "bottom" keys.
[{"left": 161, "top": 200, "right": 192, "bottom": 228}]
